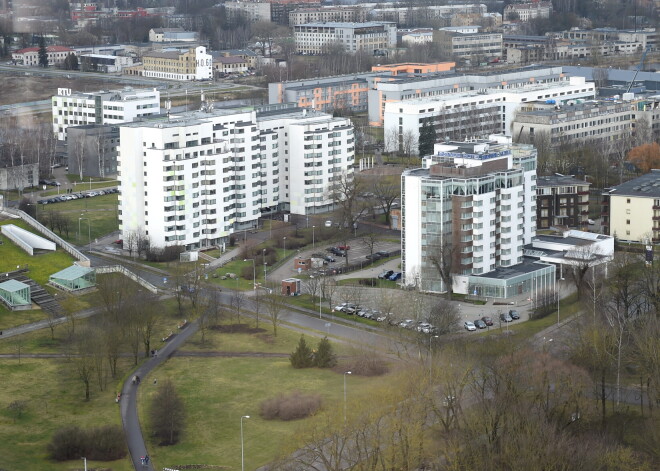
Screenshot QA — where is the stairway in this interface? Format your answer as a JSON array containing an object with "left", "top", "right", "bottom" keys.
[{"left": 0, "top": 269, "right": 63, "bottom": 316}]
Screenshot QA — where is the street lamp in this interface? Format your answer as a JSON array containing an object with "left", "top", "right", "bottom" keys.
[
  {"left": 312, "top": 225, "right": 315, "bottom": 249},
  {"left": 82, "top": 457, "right": 87, "bottom": 471},
  {"left": 343, "top": 371, "right": 352, "bottom": 422},
  {"left": 244, "top": 258, "right": 256, "bottom": 291},
  {"left": 429, "top": 334, "right": 439, "bottom": 384},
  {"left": 283, "top": 236, "right": 287, "bottom": 258},
  {"left": 263, "top": 248, "right": 267, "bottom": 283},
  {"left": 241, "top": 415, "right": 250, "bottom": 471},
  {"left": 78, "top": 216, "right": 91, "bottom": 251}
]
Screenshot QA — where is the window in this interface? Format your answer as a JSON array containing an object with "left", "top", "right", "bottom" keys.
[
  {"left": 627, "top": 198, "right": 631, "bottom": 203},
  {"left": 627, "top": 220, "right": 631, "bottom": 225}
]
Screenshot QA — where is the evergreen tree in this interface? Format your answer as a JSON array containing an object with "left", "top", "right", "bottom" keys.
[
  {"left": 38, "top": 36, "right": 48, "bottom": 68},
  {"left": 289, "top": 335, "right": 314, "bottom": 368},
  {"left": 63, "top": 53, "right": 78, "bottom": 71},
  {"left": 314, "top": 337, "right": 337, "bottom": 368},
  {"left": 418, "top": 119, "right": 437, "bottom": 157}
]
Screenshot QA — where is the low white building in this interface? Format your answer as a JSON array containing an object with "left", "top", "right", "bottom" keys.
[
  {"left": 80, "top": 54, "right": 134, "bottom": 73},
  {"left": 504, "top": 2, "right": 553, "bottom": 23},
  {"left": 12, "top": 45, "right": 74, "bottom": 66},
  {"left": 118, "top": 104, "right": 354, "bottom": 250},
  {"left": 294, "top": 21, "right": 397, "bottom": 54},
  {"left": 401, "top": 31, "right": 433, "bottom": 45},
  {"left": 149, "top": 28, "right": 197, "bottom": 43},
  {"left": 51, "top": 87, "right": 161, "bottom": 141},
  {"left": 384, "top": 75, "right": 595, "bottom": 154}
]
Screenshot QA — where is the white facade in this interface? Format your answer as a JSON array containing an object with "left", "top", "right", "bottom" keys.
[
  {"left": 384, "top": 76, "right": 595, "bottom": 154},
  {"left": 402, "top": 138, "right": 538, "bottom": 293},
  {"left": 51, "top": 87, "right": 161, "bottom": 141},
  {"left": 294, "top": 22, "right": 397, "bottom": 54},
  {"left": 118, "top": 105, "right": 354, "bottom": 250},
  {"left": 504, "top": 2, "right": 552, "bottom": 23},
  {"left": 401, "top": 32, "right": 433, "bottom": 45}
]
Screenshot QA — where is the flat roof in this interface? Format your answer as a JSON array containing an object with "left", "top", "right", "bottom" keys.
[
  {"left": 50, "top": 265, "right": 94, "bottom": 281},
  {"left": 296, "top": 21, "right": 394, "bottom": 28},
  {"left": 606, "top": 169, "right": 660, "bottom": 198},
  {"left": 536, "top": 175, "right": 590, "bottom": 187},
  {"left": 0, "top": 279, "right": 30, "bottom": 292},
  {"left": 473, "top": 259, "right": 553, "bottom": 280}
]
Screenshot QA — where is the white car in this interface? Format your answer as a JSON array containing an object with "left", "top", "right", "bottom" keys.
[
  {"left": 464, "top": 321, "right": 477, "bottom": 332},
  {"left": 325, "top": 220, "right": 332, "bottom": 227}
]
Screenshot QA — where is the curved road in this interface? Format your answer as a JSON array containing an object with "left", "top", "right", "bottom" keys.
[{"left": 120, "top": 321, "right": 200, "bottom": 471}]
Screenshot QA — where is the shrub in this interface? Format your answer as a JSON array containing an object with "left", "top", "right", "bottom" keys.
[
  {"left": 241, "top": 265, "right": 254, "bottom": 280},
  {"left": 146, "top": 245, "right": 184, "bottom": 262},
  {"left": 358, "top": 278, "right": 378, "bottom": 287},
  {"left": 314, "top": 337, "right": 337, "bottom": 368},
  {"left": 47, "top": 425, "right": 126, "bottom": 461},
  {"left": 338, "top": 354, "right": 389, "bottom": 377},
  {"left": 260, "top": 391, "right": 322, "bottom": 421},
  {"left": 289, "top": 335, "right": 314, "bottom": 368}
]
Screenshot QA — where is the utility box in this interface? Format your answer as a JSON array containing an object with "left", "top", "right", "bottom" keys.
[{"left": 281, "top": 278, "right": 301, "bottom": 296}]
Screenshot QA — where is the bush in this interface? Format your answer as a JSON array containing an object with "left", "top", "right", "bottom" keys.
[
  {"left": 289, "top": 335, "right": 314, "bottom": 368},
  {"left": 241, "top": 265, "right": 254, "bottom": 280},
  {"left": 260, "top": 391, "right": 322, "bottom": 421},
  {"left": 148, "top": 379, "right": 185, "bottom": 446},
  {"left": 47, "top": 425, "right": 126, "bottom": 461},
  {"left": 358, "top": 278, "right": 378, "bottom": 287},
  {"left": 314, "top": 337, "right": 337, "bottom": 368},
  {"left": 146, "top": 245, "right": 184, "bottom": 262},
  {"left": 338, "top": 354, "right": 389, "bottom": 377}
]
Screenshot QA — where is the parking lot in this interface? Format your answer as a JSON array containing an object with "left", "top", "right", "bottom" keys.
[{"left": 38, "top": 188, "right": 118, "bottom": 205}]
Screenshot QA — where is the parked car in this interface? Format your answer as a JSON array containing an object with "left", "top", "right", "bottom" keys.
[
  {"left": 337, "top": 245, "right": 351, "bottom": 251},
  {"left": 378, "top": 270, "right": 394, "bottom": 279},
  {"left": 464, "top": 321, "right": 477, "bottom": 331},
  {"left": 508, "top": 309, "right": 520, "bottom": 320},
  {"left": 375, "top": 251, "right": 391, "bottom": 258},
  {"left": 344, "top": 305, "right": 360, "bottom": 315},
  {"left": 388, "top": 272, "right": 402, "bottom": 281},
  {"left": 324, "top": 220, "right": 332, "bottom": 227},
  {"left": 334, "top": 302, "right": 349, "bottom": 311},
  {"left": 399, "top": 319, "right": 415, "bottom": 329},
  {"left": 474, "top": 319, "right": 487, "bottom": 329},
  {"left": 500, "top": 312, "right": 513, "bottom": 323},
  {"left": 481, "top": 316, "right": 494, "bottom": 326},
  {"left": 366, "top": 253, "right": 381, "bottom": 260},
  {"left": 324, "top": 255, "right": 335, "bottom": 263}
]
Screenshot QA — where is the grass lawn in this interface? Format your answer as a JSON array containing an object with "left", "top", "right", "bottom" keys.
[
  {"left": 0, "top": 358, "right": 133, "bottom": 471},
  {"left": 138, "top": 356, "right": 388, "bottom": 471},
  {"left": 0, "top": 224, "right": 75, "bottom": 285},
  {"left": 208, "top": 248, "right": 287, "bottom": 291},
  {"left": 37, "top": 193, "right": 119, "bottom": 244}
]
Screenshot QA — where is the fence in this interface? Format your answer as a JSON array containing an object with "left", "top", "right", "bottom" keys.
[
  {"left": 95, "top": 265, "right": 159, "bottom": 293},
  {"left": 1, "top": 208, "right": 90, "bottom": 266}
]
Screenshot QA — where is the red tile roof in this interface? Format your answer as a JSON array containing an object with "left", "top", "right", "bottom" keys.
[{"left": 14, "top": 46, "right": 74, "bottom": 54}]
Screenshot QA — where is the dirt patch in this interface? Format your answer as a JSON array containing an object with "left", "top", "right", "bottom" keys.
[{"left": 209, "top": 323, "right": 267, "bottom": 334}]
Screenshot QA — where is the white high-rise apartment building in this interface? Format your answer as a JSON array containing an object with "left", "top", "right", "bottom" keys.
[
  {"left": 52, "top": 87, "right": 160, "bottom": 141},
  {"left": 402, "top": 137, "right": 538, "bottom": 295},
  {"left": 118, "top": 104, "right": 354, "bottom": 250},
  {"left": 294, "top": 22, "right": 397, "bottom": 54}
]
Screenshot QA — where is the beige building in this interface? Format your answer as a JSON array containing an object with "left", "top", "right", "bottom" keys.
[
  {"left": 224, "top": 1, "right": 271, "bottom": 23},
  {"left": 288, "top": 6, "right": 366, "bottom": 25},
  {"left": 294, "top": 21, "right": 397, "bottom": 54},
  {"left": 504, "top": 2, "right": 552, "bottom": 23},
  {"left": 135, "top": 46, "right": 212, "bottom": 81},
  {"left": 434, "top": 30, "right": 503, "bottom": 61},
  {"left": 602, "top": 170, "right": 660, "bottom": 243},
  {"left": 12, "top": 46, "right": 74, "bottom": 66}
]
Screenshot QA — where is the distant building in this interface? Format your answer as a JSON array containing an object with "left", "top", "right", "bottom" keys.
[
  {"left": 80, "top": 54, "right": 134, "bottom": 73},
  {"left": 401, "top": 31, "right": 433, "bottom": 45},
  {"left": 214, "top": 49, "right": 259, "bottom": 68},
  {"left": 293, "top": 22, "right": 397, "bottom": 54},
  {"left": 212, "top": 56, "right": 249, "bottom": 75},
  {"left": 504, "top": 2, "right": 553, "bottom": 23},
  {"left": 135, "top": 46, "right": 212, "bottom": 81},
  {"left": 433, "top": 29, "right": 502, "bottom": 62},
  {"left": 12, "top": 45, "right": 74, "bottom": 66},
  {"left": 0, "top": 163, "right": 38, "bottom": 191},
  {"left": 149, "top": 27, "right": 197, "bottom": 43},
  {"left": 289, "top": 6, "right": 367, "bottom": 25},
  {"left": 224, "top": 1, "right": 272, "bottom": 23},
  {"left": 51, "top": 87, "right": 160, "bottom": 141},
  {"left": 66, "top": 125, "right": 119, "bottom": 178},
  {"left": 602, "top": 170, "right": 660, "bottom": 243},
  {"left": 536, "top": 175, "right": 591, "bottom": 229}
]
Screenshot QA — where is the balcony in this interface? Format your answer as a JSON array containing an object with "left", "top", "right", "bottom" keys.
[
  {"left": 653, "top": 216, "right": 660, "bottom": 221},
  {"left": 577, "top": 201, "right": 589, "bottom": 206},
  {"left": 578, "top": 191, "right": 590, "bottom": 195}
]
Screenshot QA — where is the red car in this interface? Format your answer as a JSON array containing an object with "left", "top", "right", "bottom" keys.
[
  {"left": 337, "top": 245, "right": 351, "bottom": 250},
  {"left": 481, "top": 316, "right": 494, "bottom": 326}
]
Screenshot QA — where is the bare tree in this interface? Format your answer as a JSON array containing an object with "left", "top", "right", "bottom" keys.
[
  {"left": 320, "top": 276, "right": 339, "bottom": 312},
  {"left": 68, "top": 327, "right": 97, "bottom": 401},
  {"left": 230, "top": 290, "right": 247, "bottom": 327},
  {"left": 264, "top": 291, "right": 285, "bottom": 336},
  {"left": 427, "top": 235, "right": 456, "bottom": 300},
  {"left": 370, "top": 175, "right": 400, "bottom": 225},
  {"left": 69, "top": 133, "right": 86, "bottom": 180}
]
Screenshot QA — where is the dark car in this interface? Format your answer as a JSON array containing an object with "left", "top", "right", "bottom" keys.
[
  {"left": 388, "top": 272, "right": 402, "bottom": 281},
  {"left": 481, "top": 316, "right": 494, "bottom": 326},
  {"left": 474, "top": 319, "right": 487, "bottom": 329},
  {"left": 378, "top": 270, "right": 394, "bottom": 279},
  {"left": 375, "top": 251, "right": 391, "bottom": 258},
  {"left": 500, "top": 312, "right": 513, "bottom": 323},
  {"left": 324, "top": 255, "right": 336, "bottom": 263},
  {"left": 508, "top": 309, "right": 520, "bottom": 320},
  {"left": 366, "top": 253, "right": 382, "bottom": 260}
]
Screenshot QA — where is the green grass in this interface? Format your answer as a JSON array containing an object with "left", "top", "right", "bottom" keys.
[
  {"left": 0, "top": 223, "right": 75, "bottom": 286},
  {"left": 138, "top": 356, "right": 387, "bottom": 470},
  {"left": 207, "top": 248, "right": 287, "bottom": 291},
  {"left": 0, "top": 358, "right": 133, "bottom": 471},
  {"left": 37, "top": 193, "right": 119, "bottom": 244}
]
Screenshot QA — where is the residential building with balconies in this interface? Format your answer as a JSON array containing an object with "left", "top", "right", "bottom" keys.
[
  {"left": 536, "top": 175, "right": 591, "bottom": 229},
  {"left": 401, "top": 137, "right": 553, "bottom": 298}
]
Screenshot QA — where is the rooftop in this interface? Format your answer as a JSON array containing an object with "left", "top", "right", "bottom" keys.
[
  {"left": 606, "top": 169, "right": 660, "bottom": 198},
  {"left": 536, "top": 175, "right": 590, "bottom": 187},
  {"left": 472, "top": 259, "right": 553, "bottom": 281},
  {"left": 296, "top": 21, "right": 394, "bottom": 28}
]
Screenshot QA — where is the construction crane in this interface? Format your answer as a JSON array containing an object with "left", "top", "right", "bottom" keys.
[{"left": 626, "top": 45, "right": 651, "bottom": 93}]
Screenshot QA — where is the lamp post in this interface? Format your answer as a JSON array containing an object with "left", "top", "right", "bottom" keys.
[
  {"left": 82, "top": 457, "right": 87, "bottom": 471},
  {"left": 429, "top": 334, "right": 439, "bottom": 384},
  {"left": 283, "top": 236, "right": 287, "bottom": 258},
  {"left": 241, "top": 415, "right": 250, "bottom": 471},
  {"left": 312, "top": 225, "right": 315, "bottom": 249},
  {"left": 79, "top": 216, "right": 91, "bottom": 251},
  {"left": 343, "top": 371, "right": 352, "bottom": 422},
  {"left": 244, "top": 258, "right": 256, "bottom": 291},
  {"left": 263, "top": 248, "right": 267, "bottom": 284}
]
